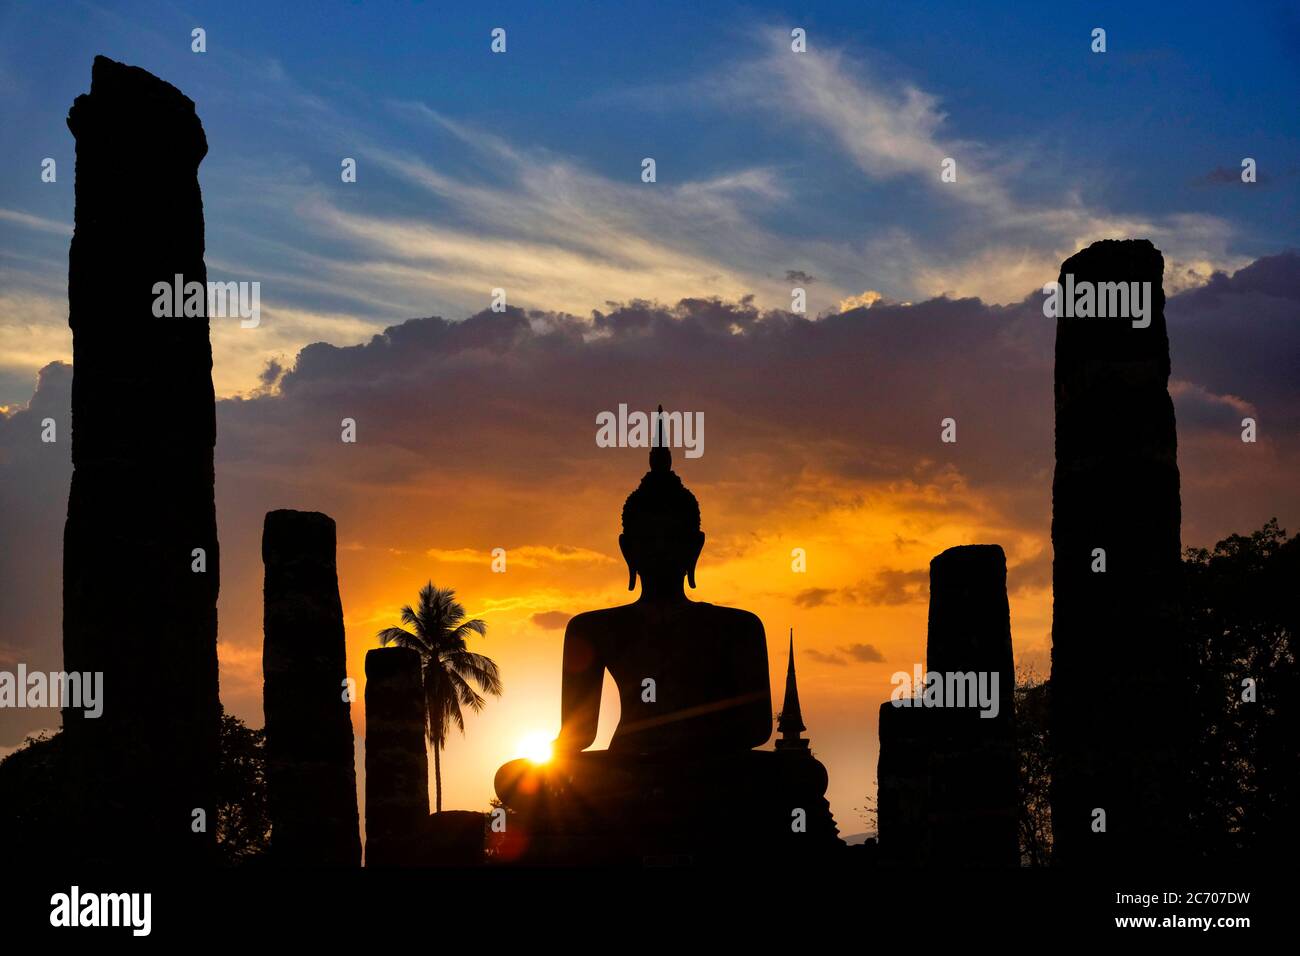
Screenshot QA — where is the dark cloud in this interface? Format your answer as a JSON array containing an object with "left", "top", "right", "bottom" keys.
[
  {"left": 3, "top": 254, "right": 1298, "bottom": 750},
  {"left": 794, "top": 587, "right": 836, "bottom": 608},
  {"left": 530, "top": 611, "right": 571, "bottom": 630},
  {"left": 805, "top": 648, "right": 847, "bottom": 666},
  {"left": 785, "top": 270, "right": 816, "bottom": 285},
  {"left": 844, "top": 569, "right": 930, "bottom": 606},
  {"left": 258, "top": 357, "right": 285, "bottom": 386},
  {"left": 805, "top": 643, "right": 884, "bottom": 666},
  {"left": 1196, "top": 165, "right": 1272, "bottom": 186},
  {"left": 0, "top": 362, "right": 72, "bottom": 744}
]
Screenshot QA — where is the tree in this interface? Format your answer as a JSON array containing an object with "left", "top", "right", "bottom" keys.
[
  {"left": 0, "top": 710, "right": 269, "bottom": 865},
  {"left": 214, "top": 711, "right": 271, "bottom": 865},
  {"left": 377, "top": 582, "right": 502, "bottom": 811},
  {"left": 1183, "top": 519, "right": 1298, "bottom": 861},
  {"left": 1014, "top": 667, "right": 1052, "bottom": 866}
]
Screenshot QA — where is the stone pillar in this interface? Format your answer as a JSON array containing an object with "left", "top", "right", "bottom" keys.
[
  {"left": 875, "top": 702, "right": 932, "bottom": 866},
  {"left": 262, "top": 510, "right": 361, "bottom": 865},
  {"left": 926, "top": 544, "right": 1019, "bottom": 866},
  {"left": 364, "top": 646, "right": 430, "bottom": 866},
  {"left": 1049, "top": 238, "right": 1187, "bottom": 865},
  {"left": 62, "top": 55, "right": 220, "bottom": 863}
]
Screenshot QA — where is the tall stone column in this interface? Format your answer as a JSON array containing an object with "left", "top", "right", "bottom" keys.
[
  {"left": 364, "top": 647, "right": 430, "bottom": 866},
  {"left": 262, "top": 510, "right": 361, "bottom": 865},
  {"left": 62, "top": 56, "right": 220, "bottom": 863},
  {"left": 1049, "top": 239, "right": 1187, "bottom": 865},
  {"left": 926, "top": 544, "right": 1019, "bottom": 866}
]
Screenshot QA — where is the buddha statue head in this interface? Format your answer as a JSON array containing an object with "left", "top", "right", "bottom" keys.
[{"left": 619, "top": 406, "right": 704, "bottom": 593}]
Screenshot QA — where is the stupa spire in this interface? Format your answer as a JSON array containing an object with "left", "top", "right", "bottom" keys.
[{"left": 776, "top": 627, "right": 810, "bottom": 750}]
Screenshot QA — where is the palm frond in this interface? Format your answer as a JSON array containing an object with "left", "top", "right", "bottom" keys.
[
  {"left": 446, "top": 670, "right": 486, "bottom": 716},
  {"left": 377, "top": 626, "right": 418, "bottom": 649},
  {"left": 446, "top": 650, "right": 504, "bottom": 697}
]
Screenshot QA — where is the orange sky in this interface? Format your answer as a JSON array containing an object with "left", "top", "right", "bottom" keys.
[{"left": 216, "top": 428, "right": 1054, "bottom": 834}]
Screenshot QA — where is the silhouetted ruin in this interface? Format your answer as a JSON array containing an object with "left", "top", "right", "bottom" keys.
[
  {"left": 926, "top": 545, "right": 1018, "bottom": 866},
  {"left": 262, "top": 510, "right": 361, "bottom": 866},
  {"left": 876, "top": 544, "right": 1018, "bottom": 866},
  {"left": 875, "top": 701, "right": 933, "bottom": 865},
  {"left": 62, "top": 56, "right": 220, "bottom": 863},
  {"left": 493, "top": 430, "right": 841, "bottom": 863},
  {"left": 364, "top": 646, "right": 429, "bottom": 866},
  {"left": 1049, "top": 238, "right": 1189, "bottom": 865}
]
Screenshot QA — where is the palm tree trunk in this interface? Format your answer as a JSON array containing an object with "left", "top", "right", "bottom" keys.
[{"left": 433, "top": 739, "right": 443, "bottom": 812}]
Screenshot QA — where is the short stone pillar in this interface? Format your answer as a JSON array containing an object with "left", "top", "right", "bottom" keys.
[
  {"left": 926, "top": 544, "right": 1018, "bottom": 866},
  {"left": 364, "top": 646, "right": 430, "bottom": 866},
  {"left": 262, "top": 509, "right": 361, "bottom": 865}
]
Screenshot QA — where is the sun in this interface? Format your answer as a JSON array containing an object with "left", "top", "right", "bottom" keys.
[{"left": 516, "top": 731, "right": 554, "bottom": 764}]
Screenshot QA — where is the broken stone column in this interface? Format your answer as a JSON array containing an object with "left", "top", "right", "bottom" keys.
[
  {"left": 364, "top": 646, "right": 430, "bottom": 866},
  {"left": 875, "top": 701, "right": 932, "bottom": 866},
  {"left": 1050, "top": 238, "right": 1188, "bottom": 865},
  {"left": 262, "top": 510, "right": 361, "bottom": 865},
  {"left": 926, "top": 544, "right": 1019, "bottom": 867},
  {"left": 62, "top": 55, "right": 220, "bottom": 863}
]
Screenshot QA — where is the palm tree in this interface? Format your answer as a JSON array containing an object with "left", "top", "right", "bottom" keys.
[{"left": 377, "top": 582, "right": 502, "bottom": 812}]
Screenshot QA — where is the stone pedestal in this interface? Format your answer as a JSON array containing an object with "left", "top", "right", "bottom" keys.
[
  {"left": 62, "top": 56, "right": 220, "bottom": 863},
  {"left": 262, "top": 510, "right": 361, "bottom": 865},
  {"left": 495, "top": 750, "right": 841, "bottom": 865}
]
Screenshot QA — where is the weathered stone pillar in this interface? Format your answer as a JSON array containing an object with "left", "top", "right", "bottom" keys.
[
  {"left": 62, "top": 55, "right": 220, "bottom": 863},
  {"left": 926, "top": 544, "right": 1019, "bottom": 866},
  {"left": 262, "top": 510, "right": 361, "bottom": 865},
  {"left": 364, "top": 646, "right": 429, "bottom": 866},
  {"left": 1049, "top": 238, "right": 1187, "bottom": 865}
]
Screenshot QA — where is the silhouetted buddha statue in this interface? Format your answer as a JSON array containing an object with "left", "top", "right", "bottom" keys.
[{"left": 494, "top": 412, "right": 839, "bottom": 864}]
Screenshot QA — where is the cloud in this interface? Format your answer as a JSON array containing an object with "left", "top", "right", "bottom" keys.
[
  {"left": 428, "top": 546, "right": 613, "bottom": 569},
  {"left": 837, "top": 290, "right": 884, "bottom": 312},
  {"left": 805, "top": 643, "right": 885, "bottom": 666},
  {"left": 2, "top": 253, "right": 1297, "bottom": 752},
  {"left": 843, "top": 643, "right": 885, "bottom": 663},
  {"left": 530, "top": 612, "right": 572, "bottom": 631},
  {"left": 1196, "top": 165, "right": 1273, "bottom": 186},
  {"left": 794, "top": 588, "right": 836, "bottom": 609},
  {"left": 717, "top": 30, "right": 1248, "bottom": 304},
  {"left": 845, "top": 569, "right": 931, "bottom": 607},
  {"left": 805, "top": 649, "right": 847, "bottom": 666}
]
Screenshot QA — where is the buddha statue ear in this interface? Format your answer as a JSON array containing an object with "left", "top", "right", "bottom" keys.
[
  {"left": 618, "top": 533, "right": 637, "bottom": 591},
  {"left": 687, "top": 531, "right": 705, "bottom": 589}
]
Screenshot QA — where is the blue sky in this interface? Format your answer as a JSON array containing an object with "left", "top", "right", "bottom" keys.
[{"left": 1, "top": 0, "right": 1297, "bottom": 404}]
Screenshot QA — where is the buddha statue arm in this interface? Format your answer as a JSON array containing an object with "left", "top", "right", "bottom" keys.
[
  {"left": 736, "top": 616, "right": 775, "bottom": 749},
  {"left": 556, "top": 620, "right": 602, "bottom": 753}
]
